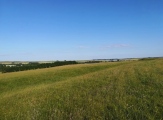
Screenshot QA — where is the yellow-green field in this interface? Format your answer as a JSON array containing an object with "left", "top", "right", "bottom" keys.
[{"left": 0, "top": 59, "right": 163, "bottom": 119}]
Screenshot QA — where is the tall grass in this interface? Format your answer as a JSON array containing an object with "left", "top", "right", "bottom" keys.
[{"left": 0, "top": 60, "right": 163, "bottom": 119}]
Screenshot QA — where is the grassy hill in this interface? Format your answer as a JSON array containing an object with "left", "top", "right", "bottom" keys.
[{"left": 0, "top": 59, "right": 163, "bottom": 120}]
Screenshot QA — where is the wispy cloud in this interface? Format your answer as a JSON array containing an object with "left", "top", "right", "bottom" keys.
[
  {"left": 0, "top": 52, "right": 33, "bottom": 57},
  {"left": 76, "top": 45, "right": 89, "bottom": 49},
  {"left": 0, "top": 54, "right": 11, "bottom": 57},
  {"left": 101, "top": 44, "right": 131, "bottom": 49},
  {"left": 18, "top": 52, "right": 33, "bottom": 56}
]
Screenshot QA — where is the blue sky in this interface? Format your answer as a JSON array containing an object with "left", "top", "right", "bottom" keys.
[{"left": 0, "top": 0, "right": 163, "bottom": 61}]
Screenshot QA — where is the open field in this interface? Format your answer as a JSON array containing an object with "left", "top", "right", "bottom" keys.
[{"left": 0, "top": 59, "right": 163, "bottom": 119}]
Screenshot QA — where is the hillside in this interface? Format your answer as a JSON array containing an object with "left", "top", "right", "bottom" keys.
[{"left": 0, "top": 59, "right": 163, "bottom": 119}]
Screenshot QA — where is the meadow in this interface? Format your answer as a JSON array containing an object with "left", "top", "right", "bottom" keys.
[{"left": 0, "top": 59, "right": 163, "bottom": 120}]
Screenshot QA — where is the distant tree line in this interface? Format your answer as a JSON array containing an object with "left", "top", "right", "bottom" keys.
[
  {"left": 84, "top": 61, "right": 101, "bottom": 63},
  {"left": 1, "top": 61, "right": 78, "bottom": 73},
  {"left": 0, "top": 64, "right": 3, "bottom": 72},
  {"left": 139, "top": 58, "right": 156, "bottom": 61}
]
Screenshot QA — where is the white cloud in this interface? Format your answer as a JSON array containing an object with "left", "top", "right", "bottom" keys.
[
  {"left": 102, "top": 44, "right": 131, "bottom": 49},
  {"left": 77, "top": 45, "right": 89, "bottom": 49},
  {"left": 0, "top": 54, "right": 11, "bottom": 56}
]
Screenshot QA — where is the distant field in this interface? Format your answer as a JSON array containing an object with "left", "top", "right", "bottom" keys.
[{"left": 0, "top": 59, "right": 163, "bottom": 119}]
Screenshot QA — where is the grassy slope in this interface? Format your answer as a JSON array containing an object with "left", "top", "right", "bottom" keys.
[{"left": 0, "top": 60, "right": 163, "bottom": 120}]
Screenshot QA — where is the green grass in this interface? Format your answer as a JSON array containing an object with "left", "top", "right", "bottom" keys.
[{"left": 0, "top": 60, "right": 163, "bottom": 120}]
